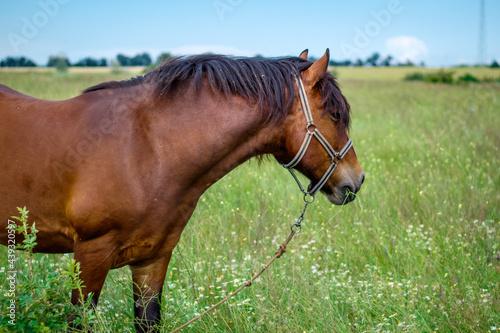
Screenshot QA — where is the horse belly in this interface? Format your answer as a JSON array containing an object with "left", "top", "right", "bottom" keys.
[{"left": 0, "top": 181, "right": 77, "bottom": 253}]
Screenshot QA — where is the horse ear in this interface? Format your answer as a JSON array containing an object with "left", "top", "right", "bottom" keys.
[
  {"left": 299, "top": 49, "right": 308, "bottom": 60},
  {"left": 302, "top": 48, "right": 330, "bottom": 85}
]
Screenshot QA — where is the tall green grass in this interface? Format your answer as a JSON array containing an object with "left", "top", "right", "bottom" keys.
[{"left": 0, "top": 68, "right": 499, "bottom": 332}]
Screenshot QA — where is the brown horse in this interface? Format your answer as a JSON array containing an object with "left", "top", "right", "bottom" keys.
[{"left": 0, "top": 49, "right": 364, "bottom": 332}]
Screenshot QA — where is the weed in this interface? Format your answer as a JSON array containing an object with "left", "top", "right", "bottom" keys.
[{"left": 1, "top": 208, "right": 98, "bottom": 332}]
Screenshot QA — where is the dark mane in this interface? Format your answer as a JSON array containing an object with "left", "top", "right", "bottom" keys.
[{"left": 83, "top": 54, "right": 350, "bottom": 128}]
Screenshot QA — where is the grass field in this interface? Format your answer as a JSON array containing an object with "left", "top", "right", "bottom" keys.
[{"left": 0, "top": 66, "right": 499, "bottom": 332}]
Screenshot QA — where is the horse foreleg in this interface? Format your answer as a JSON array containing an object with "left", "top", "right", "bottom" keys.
[
  {"left": 68, "top": 238, "right": 115, "bottom": 330},
  {"left": 130, "top": 254, "right": 172, "bottom": 333}
]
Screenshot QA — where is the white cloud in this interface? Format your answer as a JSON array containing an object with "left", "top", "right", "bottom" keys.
[{"left": 386, "top": 36, "right": 428, "bottom": 63}]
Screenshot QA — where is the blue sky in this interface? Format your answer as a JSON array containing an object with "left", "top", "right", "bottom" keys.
[{"left": 1, "top": 0, "right": 498, "bottom": 67}]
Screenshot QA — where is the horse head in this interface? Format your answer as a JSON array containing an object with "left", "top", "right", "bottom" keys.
[{"left": 276, "top": 49, "right": 364, "bottom": 205}]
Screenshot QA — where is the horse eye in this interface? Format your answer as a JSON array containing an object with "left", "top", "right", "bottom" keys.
[{"left": 330, "top": 113, "right": 339, "bottom": 122}]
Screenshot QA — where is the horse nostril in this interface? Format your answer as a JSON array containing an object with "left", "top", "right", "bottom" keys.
[{"left": 361, "top": 173, "right": 365, "bottom": 185}]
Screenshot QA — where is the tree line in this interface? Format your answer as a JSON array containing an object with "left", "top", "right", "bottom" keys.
[
  {"left": 328, "top": 52, "right": 421, "bottom": 67},
  {"left": 0, "top": 52, "right": 166, "bottom": 68},
  {"left": 1, "top": 52, "right": 499, "bottom": 68}
]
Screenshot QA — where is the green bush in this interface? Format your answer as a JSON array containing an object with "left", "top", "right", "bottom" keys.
[
  {"left": 458, "top": 73, "right": 480, "bottom": 83},
  {"left": 404, "top": 72, "right": 425, "bottom": 81},
  {"left": 424, "top": 70, "right": 455, "bottom": 84},
  {"left": 403, "top": 70, "right": 499, "bottom": 84}
]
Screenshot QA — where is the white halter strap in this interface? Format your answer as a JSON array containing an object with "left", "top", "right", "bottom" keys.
[{"left": 281, "top": 76, "right": 353, "bottom": 196}]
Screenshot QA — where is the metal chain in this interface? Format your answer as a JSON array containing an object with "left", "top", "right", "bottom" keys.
[{"left": 290, "top": 193, "right": 314, "bottom": 234}]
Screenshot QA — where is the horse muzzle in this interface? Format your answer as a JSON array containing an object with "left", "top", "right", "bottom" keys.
[{"left": 324, "top": 171, "right": 365, "bottom": 205}]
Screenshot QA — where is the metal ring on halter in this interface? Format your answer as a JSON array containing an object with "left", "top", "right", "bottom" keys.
[
  {"left": 306, "top": 123, "right": 317, "bottom": 133},
  {"left": 303, "top": 193, "right": 315, "bottom": 204}
]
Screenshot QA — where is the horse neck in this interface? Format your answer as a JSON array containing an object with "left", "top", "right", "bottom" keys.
[{"left": 144, "top": 81, "right": 283, "bottom": 197}]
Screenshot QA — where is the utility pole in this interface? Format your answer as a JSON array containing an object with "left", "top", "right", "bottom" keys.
[{"left": 478, "top": 0, "right": 486, "bottom": 65}]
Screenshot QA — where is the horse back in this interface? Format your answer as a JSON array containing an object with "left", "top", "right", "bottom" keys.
[{"left": 0, "top": 85, "right": 160, "bottom": 254}]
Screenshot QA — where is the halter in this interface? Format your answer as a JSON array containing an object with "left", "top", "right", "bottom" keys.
[{"left": 281, "top": 76, "right": 353, "bottom": 198}]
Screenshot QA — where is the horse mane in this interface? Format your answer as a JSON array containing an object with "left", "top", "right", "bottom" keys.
[{"left": 83, "top": 54, "right": 350, "bottom": 129}]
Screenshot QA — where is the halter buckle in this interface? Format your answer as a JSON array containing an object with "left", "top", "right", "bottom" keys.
[{"left": 332, "top": 153, "right": 342, "bottom": 164}]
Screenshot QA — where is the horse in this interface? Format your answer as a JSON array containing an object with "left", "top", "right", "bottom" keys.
[{"left": 0, "top": 49, "right": 364, "bottom": 332}]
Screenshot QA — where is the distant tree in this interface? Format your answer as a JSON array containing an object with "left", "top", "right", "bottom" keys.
[
  {"left": 330, "top": 59, "right": 352, "bottom": 67},
  {"left": 74, "top": 57, "right": 99, "bottom": 67},
  {"left": 47, "top": 55, "right": 70, "bottom": 73},
  {"left": 353, "top": 58, "right": 364, "bottom": 67},
  {"left": 365, "top": 52, "right": 381, "bottom": 67},
  {"left": 116, "top": 54, "right": 131, "bottom": 66},
  {"left": 117, "top": 53, "right": 152, "bottom": 66},
  {"left": 0, "top": 56, "right": 36, "bottom": 67},
  {"left": 130, "top": 53, "right": 152, "bottom": 66},
  {"left": 141, "top": 53, "right": 152, "bottom": 66},
  {"left": 23, "top": 57, "right": 36, "bottom": 67},
  {"left": 56, "top": 58, "right": 68, "bottom": 72},
  {"left": 75, "top": 57, "right": 106, "bottom": 67},
  {"left": 47, "top": 57, "right": 57, "bottom": 66},
  {"left": 491, "top": 60, "right": 499, "bottom": 68},
  {"left": 157, "top": 52, "right": 172, "bottom": 65},
  {"left": 47, "top": 55, "right": 70, "bottom": 68},
  {"left": 398, "top": 59, "right": 415, "bottom": 67},
  {"left": 379, "top": 55, "right": 393, "bottom": 67},
  {"left": 110, "top": 60, "right": 122, "bottom": 73}
]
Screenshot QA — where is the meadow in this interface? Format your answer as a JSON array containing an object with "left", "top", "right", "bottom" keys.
[{"left": 0, "top": 66, "right": 499, "bottom": 332}]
